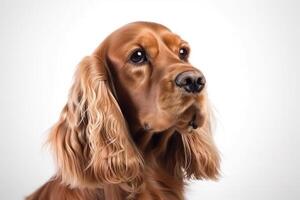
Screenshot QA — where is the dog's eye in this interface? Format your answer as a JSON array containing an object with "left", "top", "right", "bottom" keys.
[
  {"left": 179, "top": 47, "right": 189, "bottom": 60},
  {"left": 130, "top": 49, "right": 147, "bottom": 64}
]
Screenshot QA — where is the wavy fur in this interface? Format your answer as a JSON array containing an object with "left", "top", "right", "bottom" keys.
[{"left": 27, "top": 22, "right": 220, "bottom": 200}]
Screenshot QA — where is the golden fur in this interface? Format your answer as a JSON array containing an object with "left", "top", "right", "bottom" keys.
[{"left": 27, "top": 22, "right": 220, "bottom": 200}]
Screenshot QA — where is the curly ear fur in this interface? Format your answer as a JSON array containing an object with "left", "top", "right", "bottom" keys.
[
  {"left": 48, "top": 55, "right": 144, "bottom": 191},
  {"left": 166, "top": 92, "right": 220, "bottom": 180}
]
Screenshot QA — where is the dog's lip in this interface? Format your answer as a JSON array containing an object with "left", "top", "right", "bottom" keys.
[
  {"left": 143, "top": 122, "right": 152, "bottom": 131},
  {"left": 188, "top": 113, "right": 198, "bottom": 129},
  {"left": 183, "top": 105, "right": 202, "bottom": 133},
  {"left": 141, "top": 103, "right": 202, "bottom": 133}
]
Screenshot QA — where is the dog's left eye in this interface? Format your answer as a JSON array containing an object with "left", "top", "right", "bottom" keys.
[
  {"left": 179, "top": 47, "right": 189, "bottom": 60},
  {"left": 130, "top": 48, "right": 147, "bottom": 65}
]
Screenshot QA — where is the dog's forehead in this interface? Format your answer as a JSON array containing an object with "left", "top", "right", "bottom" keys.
[
  {"left": 122, "top": 21, "right": 171, "bottom": 33},
  {"left": 107, "top": 22, "right": 184, "bottom": 48},
  {"left": 98, "top": 22, "right": 187, "bottom": 62},
  {"left": 108, "top": 22, "right": 174, "bottom": 42}
]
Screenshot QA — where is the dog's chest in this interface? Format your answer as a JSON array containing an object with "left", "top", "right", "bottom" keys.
[{"left": 135, "top": 165, "right": 184, "bottom": 200}]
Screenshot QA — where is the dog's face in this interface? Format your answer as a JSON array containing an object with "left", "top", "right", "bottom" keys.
[
  {"left": 97, "top": 22, "right": 207, "bottom": 133},
  {"left": 50, "top": 22, "right": 219, "bottom": 189}
]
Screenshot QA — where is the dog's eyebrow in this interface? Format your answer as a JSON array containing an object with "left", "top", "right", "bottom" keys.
[
  {"left": 161, "top": 33, "right": 190, "bottom": 54},
  {"left": 137, "top": 34, "right": 158, "bottom": 48},
  {"left": 126, "top": 32, "right": 159, "bottom": 59},
  {"left": 161, "top": 33, "right": 183, "bottom": 46},
  {"left": 117, "top": 31, "right": 159, "bottom": 60}
]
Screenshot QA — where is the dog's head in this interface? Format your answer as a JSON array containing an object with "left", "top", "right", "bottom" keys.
[
  {"left": 49, "top": 22, "right": 219, "bottom": 192},
  {"left": 98, "top": 22, "right": 207, "bottom": 134}
]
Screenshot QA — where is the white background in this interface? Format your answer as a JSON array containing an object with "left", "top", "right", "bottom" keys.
[{"left": 0, "top": 0, "right": 299, "bottom": 199}]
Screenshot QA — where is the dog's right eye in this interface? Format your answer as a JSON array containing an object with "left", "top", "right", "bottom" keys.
[{"left": 129, "top": 48, "right": 147, "bottom": 65}]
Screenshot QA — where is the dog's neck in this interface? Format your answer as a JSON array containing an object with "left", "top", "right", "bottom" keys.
[
  {"left": 128, "top": 128, "right": 185, "bottom": 200},
  {"left": 132, "top": 127, "right": 175, "bottom": 154}
]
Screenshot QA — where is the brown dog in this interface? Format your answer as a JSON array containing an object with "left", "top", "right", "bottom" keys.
[{"left": 27, "top": 22, "right": 220, "bottom": 200}]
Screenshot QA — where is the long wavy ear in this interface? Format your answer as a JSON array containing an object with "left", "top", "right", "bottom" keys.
[
  {"left": 48, "top": 55, "right": 144, "bottom": 190},
  {"left": 167, "top": 91, "right": 220, "bottom": 180}
]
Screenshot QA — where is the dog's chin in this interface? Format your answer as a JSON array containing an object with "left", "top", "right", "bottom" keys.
[
  {"left": 142, "top": 104, "right": 204, "bottom": 134},
  {"left": 141, "top": 94, "right": 206, "bottom": 133}
]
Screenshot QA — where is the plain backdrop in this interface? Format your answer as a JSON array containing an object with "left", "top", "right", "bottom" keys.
[{"left": 0, "top": 0, "right": 299, "bottom": 199}]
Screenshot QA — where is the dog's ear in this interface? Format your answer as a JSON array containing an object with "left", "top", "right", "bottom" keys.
[
  {"left": 48, "top": 55, "right": 144, "bottom": 190},
  {"left": 167, "top": 92, "right": 220, "bottom": 180}
]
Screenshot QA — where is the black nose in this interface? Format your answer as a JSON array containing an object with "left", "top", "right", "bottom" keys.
[{"left": 175, "top": 71, "right": 206, "bottom": 93}]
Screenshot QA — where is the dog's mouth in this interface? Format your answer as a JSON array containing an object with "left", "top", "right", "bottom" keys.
[
  {"left": 141, "top": 107, "right": 201, "bottom": 133},
  {"left": 188, "top": 113, "right": 198, "bottom": 129},
  {"left": 140, "top": 93, "right": 205, "bottom": 134},
  {"left": 174, "top": 103, "right": 205, "bottom": 134}
]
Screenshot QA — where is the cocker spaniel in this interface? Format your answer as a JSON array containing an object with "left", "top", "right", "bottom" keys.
[{"left": 27, "top": 21, "right": 220, "bottom": 200}]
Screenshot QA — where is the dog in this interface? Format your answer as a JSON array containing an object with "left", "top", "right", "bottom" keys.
[{"left": 27, "top": 21, "right": 220, "bottom": 200}]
